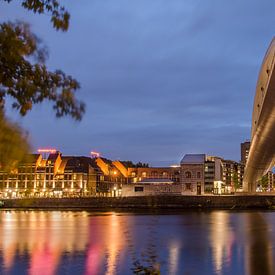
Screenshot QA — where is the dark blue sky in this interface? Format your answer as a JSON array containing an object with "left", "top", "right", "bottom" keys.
[{"left": 1, "top": 0, "right": 275, "bottom": 165}]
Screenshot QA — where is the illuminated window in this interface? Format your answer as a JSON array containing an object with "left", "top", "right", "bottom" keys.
[
  {"left": 142, "top": 172, "right": 147, "bottom": 177},
  {"left": 186, "top": 183, "right": 191, "bottom": 189},
  {"left": 135, "top": 186, "right": 144, "bottom": 192},
  {"left": 185, "top": 171, "right": 191, "bottom": 178},
  {"left": 151, "top": 171, "right": 158, "bottom": 177}
]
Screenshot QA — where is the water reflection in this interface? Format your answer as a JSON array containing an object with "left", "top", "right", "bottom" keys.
[
  {"left": 0, "top": 211, "right": 89, "bottom": 274},
  {"left": 245, "top": 212, "right": 274, "bottom": 275},
  {"left": 209, "top": 212, "right": 234, "bottom": 274},
  {"left": 105, "top": 214, "right": 122, "bottom": 275},
  {"left": 168, "top": 241, "right": 180, "bottom": 275},
  {"left": 0, "top": 211, "right": 274, "bottom": 275}
]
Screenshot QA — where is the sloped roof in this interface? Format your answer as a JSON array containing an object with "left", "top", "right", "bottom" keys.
[
  {"left": 20, "top": 154, "right": 40, "bottom": 164},
  {"left": 180, "top": 154, "right": 205, "bottom": 164},
  {"left": 64, "top": 156, "right": 97, "bottom": 172},
  {"left": 47, "top": 153, "right": 60, "bottom": 161}
]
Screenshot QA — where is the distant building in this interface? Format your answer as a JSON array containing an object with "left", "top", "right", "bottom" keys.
[
  {"left": 94, "top": 157, "right": 127, "bottom": 197},
  {"left": 241, "top": 141, "right": 251, "bottom": 166},
  {"left": 180, "top": 154, "right": 244, "bottom": 194},
  {"left": 0, "top": 150, "right": 250, "bottom": 198},
  {"left": 204, "top": 156, "right": 223, "bottom": 194},
  {"left": 0, "top": 152, "right": 100, "bottom": 198},
  {"left": 125, "top": 166, "right": 180, "bottom": 183},
  {"left": 180, "top": 154, "right": 205, "bottom": 195},
  {"left": 121, "top": 178, "right": 182, "bottom": 196},
  {"left": 222, "top": 159, "right": 244, "bottom": 193},
  {"left": 267, "top": 171, "right": 275, "bottom": 191},
  {"left": 256, "top": 171, "right": 275, "bottom": 192},
  {"left": 0, "top": 153, "right": 129, "bottom": 198}
]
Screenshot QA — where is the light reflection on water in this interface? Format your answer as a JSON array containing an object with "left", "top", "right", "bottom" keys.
[{"left": 0, "top": 210, "right": 274, "bottom": 275}]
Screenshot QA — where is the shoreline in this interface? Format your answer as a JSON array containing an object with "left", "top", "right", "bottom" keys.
[{"left": 1, "top": 195, "right": 275, "bottom": 210}]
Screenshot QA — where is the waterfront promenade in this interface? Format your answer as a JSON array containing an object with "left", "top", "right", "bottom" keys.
[{"left": 1, "top": 195, "right": 275, "bottom": 209}]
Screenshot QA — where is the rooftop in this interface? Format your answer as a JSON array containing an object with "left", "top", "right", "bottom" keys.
[{"left": 180, "top": 154, "right": 205, "bottom": 164}]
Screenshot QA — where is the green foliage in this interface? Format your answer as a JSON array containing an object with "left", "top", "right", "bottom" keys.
[
  {"left": 121, "top": 161, "right": 150, "bottom": 168},
  {"left": 0, "top": 112, "right": 29, "bottom": 171},
  {"left": 261, "top": 174, "right": 269, "bottom": 188},
  {"left": 135, "top": 162, "right": 149, "bottom": 168},
  {"left": 0, "top": 21, "right": 85, "bottom": 120},
  {"left": 121, "top": 160, "right": 135, "bottom": 168},
  {"left": 132, "top": 261, "right": 160, "bottom": 274},
  {"left": 3, "top": 0, "right": 70, "bottom": 31},
  {"left": 0, "top": 0, "right": 85, "bottom": 168}
]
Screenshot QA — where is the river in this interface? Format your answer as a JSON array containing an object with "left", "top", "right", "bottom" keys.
[{"left": 0, "top": 210, "right": 274, "bottom": 275}]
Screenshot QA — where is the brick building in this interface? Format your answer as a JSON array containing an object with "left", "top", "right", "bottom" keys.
[{"left": 180, "top": 154, "right": 205, "bottom": 195}]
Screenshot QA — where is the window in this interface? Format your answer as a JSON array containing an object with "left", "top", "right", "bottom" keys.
[
  {"left": 197, "top": 172, "right": 201, "bottom": 178},
  {"left": 134, "top": 186, "right": 144, "bottom": 192},
  {"left": 141, "top": 172, "right": 147, "bottom": 178},
  {"left": 185, "top": 171, "right": 192, "bottom": 178}
]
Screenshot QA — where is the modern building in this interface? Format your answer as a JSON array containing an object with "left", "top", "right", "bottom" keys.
[
  {"left": 204, "top": 156, "right": 223, "bottom": 194},
  {"left": 256, "top": 171, "right": 275, "bottom": 192},
  {"left": 241, "top": 141, "right": 250, "bottom": 166},
  {"left": 222, "top": 159, "right": 244, "bottom": 193},
  {"left": 180, "top": 154, "right": 205, "bottom": 195},
  {"left": 121, "top": 178, "right": 182, "bottom": 196}
]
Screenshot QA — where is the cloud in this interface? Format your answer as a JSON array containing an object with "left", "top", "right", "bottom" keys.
[{"left": 1, "top": 0, "right": 275, "bottom": 164}]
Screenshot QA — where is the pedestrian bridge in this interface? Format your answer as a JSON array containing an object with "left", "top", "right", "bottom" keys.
[{"left": 243, "top": 38, "right": 275, "bottom": 192}]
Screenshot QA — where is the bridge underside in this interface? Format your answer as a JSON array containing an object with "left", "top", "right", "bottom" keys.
[{"left": 243, "top": 38, "right": 275, "bottom": 192}]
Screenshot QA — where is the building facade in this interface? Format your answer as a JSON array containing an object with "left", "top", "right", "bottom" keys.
[
  {"left": 121, "top": 179, "right": 182, "bottom": 196},
  {"left": 241, "top": 141, "right": 251, "bottom": 166},
  {"left": 180, "top": 154, "right": 205, "bottom": 195},
  {"left": 222, "top": 160, "right": 244, "bottom": 193},
  {"left": 0, "top": 153, "right": 127, "bottom": 198},
  {"left": 204, "top": 156, "right": 223, "bottom": 194},
  {"left": 0, "top": 150, "right": 256, "bottom": 198},
  {"left": 126, "top": 167, "right": 180, "bottom": 183}
]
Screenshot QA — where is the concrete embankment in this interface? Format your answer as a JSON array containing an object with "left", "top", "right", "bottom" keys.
[{"left": 1, "top": 195, "right": 275, "bottom": 210}]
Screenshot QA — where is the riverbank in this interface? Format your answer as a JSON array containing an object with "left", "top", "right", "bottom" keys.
[{"left": 1, "top": 195, "right": 275, "bottom": 210}]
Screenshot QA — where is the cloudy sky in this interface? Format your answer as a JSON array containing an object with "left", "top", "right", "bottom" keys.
[{"left": 1, "top": 0, "right": 275, "bottom": 165}]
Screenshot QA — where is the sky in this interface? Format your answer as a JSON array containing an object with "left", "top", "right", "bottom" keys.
[{"left": 1, "top": 0, "right": 275, "bottom": 166}]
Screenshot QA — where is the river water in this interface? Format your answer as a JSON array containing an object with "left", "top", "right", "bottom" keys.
[{"left": 0, "top": 210, "right": 274, "bottom": 275}]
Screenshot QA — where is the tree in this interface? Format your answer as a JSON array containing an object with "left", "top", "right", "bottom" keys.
[
  {"left": 0, "top": 115, "right": 29, "bottom": 171},
  {"left": 3, "top": 0, "right": 70, "bottom": 31},
  {"left": 232, "top": 171, "right": 240, "bottom": 191},
  {"left": 135, "top": 162, "right": 149, "bottom": 168},
  {"left": 0, "top": 0, "right": 85, "bottom": 169},
  {"left": 260, "top": 174, "right": 269, "bottom": 190}
]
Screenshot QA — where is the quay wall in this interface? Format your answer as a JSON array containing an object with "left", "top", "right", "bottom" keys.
[{"left": 1, "top": 195, "right": 275, "bottom": 209}]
